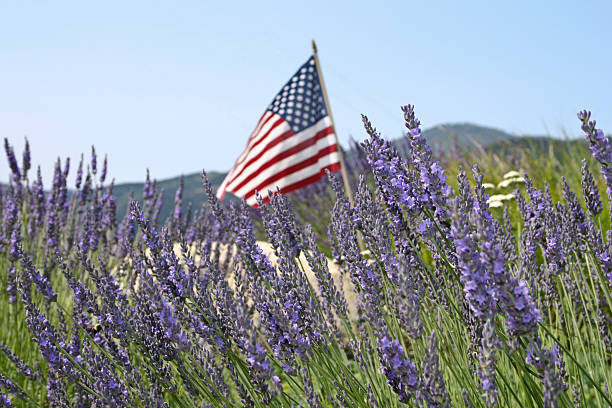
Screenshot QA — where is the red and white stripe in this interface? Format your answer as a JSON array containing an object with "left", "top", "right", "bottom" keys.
[{"left": 216, "top": 112, "right": 340, "bottom": 206}]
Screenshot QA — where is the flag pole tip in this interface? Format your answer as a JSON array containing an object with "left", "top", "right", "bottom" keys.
[{"left": 311, "top": 39, "right": 317, "bottom": 54}]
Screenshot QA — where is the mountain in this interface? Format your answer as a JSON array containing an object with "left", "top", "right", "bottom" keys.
[{"left": 393, "top": 123, "right": 516, "bottom": 154}]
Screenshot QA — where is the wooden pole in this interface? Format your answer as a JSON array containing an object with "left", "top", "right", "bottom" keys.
[
  {"left": 311, "top": 40, "right": 356, "bottom": 207},
  {"left": 311, "top": 40, "right": 366, "bottom": 253}
]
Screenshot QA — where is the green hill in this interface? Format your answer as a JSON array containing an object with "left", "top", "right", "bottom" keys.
[
  {"left": 112, "top": 171, "right": 228, "bottom": 221},
  {"left": 394, "top": 122, "right": 516, "bottom": 154}
]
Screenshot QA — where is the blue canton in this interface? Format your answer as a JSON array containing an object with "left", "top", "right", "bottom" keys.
[{"left": 267, "top": 56, "right": 328, "bottom": 133}]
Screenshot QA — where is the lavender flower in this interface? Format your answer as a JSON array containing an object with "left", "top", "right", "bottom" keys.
[
  {"left": 451, "top": 170, "right": 496, "bottom": 321},
  {"left": 29, "top": 166, "right": 46, "bottom": 235},
  {"left": 578, "top": 110, "right": 612, "bottom": 205},
  {"left": 328, "top": 173, "right": 384, "bottom": 324},
  {"left": 353, "top": 175, "right": 423, "bottom": 337},
  {"left": 301, "top": 366, "right": 322, "bottom": 408},
  {"left": 526, "top": 340, "right": 568, "bottom": 408},
  {"left": 45, "top": 371, "right": 70, "bottom": 407},
  {"left": 301, "top": 223, "right": 349, "bottom": 328},
  {"left": 562, "top": 177, "right": 587, "bottom": 240},
  {"left": 0, "top": 374, "right": 25, "bottom": 401},
  {"left": 0, "top": 185, "right": 18, "bottom": 252},
  {"left": 16, "top": 281, "right": 70, "bottom": 375},
  {"left": 581, "top": 159, "right": 602, "bottom": 217},
  {"left": 91, "top": 145, "right": 97, "bottom": 176},
  {"left": 21, "top": 137, "right": 30, "bottom": 180},
  {"left": 2, "top": 112, "right": 611, "bottom": 406},
  {"left": 361, "top": 114, "right": 418, "bottom": 228},
  {"left": 100, "top": 154, "right": 108, "bottom": 184},
  {"left": 377, "top": 335, "right": 419, "bottom": 403},
  {"left": 402, "top": 104, "right": 452, "bottom": 225},
  {"left": 62, "top": 156, "right": 70, "bottom": 180},
  {"left": 416, "top": 331, "right": 450, "bottom": 407},
  {"left": 3, "top": 138, "right": 21, "bottom": 181},
  {"left": 171, "top": 175, "right": 184, "bottom": 237},
  {"left": 0, "top": 393, "right": 13, "bottom": 407},
  {"left": 243, "top": 335, "right": 278, "bottom": 402},
  {"left": 18, "top": 245, "right": 57, "bottom": 303},
  {"left": 451, "top": 169, "right": 501, "bottom": 404},
  {"left": 75, "top": 154, "right": 84, "bottom": 189},
  {"left": 6, "top": 266, "right": 17, "bottom": 304},
  {"left": 131, "top": 201, "right": 191, "bottom": 300},
  {"left": 143, "top": 169, "right": 155, "bottom": 213},
  {"left": 471, "top": 167, "right": 541, "bottom": 341}
]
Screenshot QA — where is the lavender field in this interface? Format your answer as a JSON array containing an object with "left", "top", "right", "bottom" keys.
[{"left": 0, "top": 105, "right": 611, "bottom": 407}]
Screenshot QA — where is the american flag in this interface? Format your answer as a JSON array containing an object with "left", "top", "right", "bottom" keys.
[{"left": 216, "top": 56, "right": 341, "bottom": 206}]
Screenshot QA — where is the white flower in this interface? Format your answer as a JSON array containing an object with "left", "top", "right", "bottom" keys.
[
  {"left": 497, "top": 177, "right": 525, "bottom": 189},
  {"left": 503, "top": 170, "right": 521, "bottom": 179},
  {"left": 482, "top": 183, "right": 495, "bottom": 189},
  {"left": 486, "top": 193, "right": 515, "bottom": 208},
  {"left": 488, "top": 194, "right": 508, "bottom": 203}
]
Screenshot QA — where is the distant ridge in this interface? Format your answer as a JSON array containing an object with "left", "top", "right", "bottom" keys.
[
  {"left": 112, "top": 171, "right": 228, "bottom": 223},
  {"left": 395, "top": 122, "right": 516, "bottom": 153}
]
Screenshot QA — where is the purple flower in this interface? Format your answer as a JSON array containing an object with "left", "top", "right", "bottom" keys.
[
  {"left": 19, "top": 246, "right": 57, "bottom": 303},
  {"left": 243, "top": 335, "right": 277, "bottom": 399},
  {"left": 91, "top": 145, "right": 97, "bottom": 176},
  {"left": 353, "top": 175, "right": 423, "bottom": 338},
  {"left": 581, "top": 159, "right": 602, "bottom": 217},
  {"left": 16, "top": 282, "right": 71, "bottom": 375},
  {"left": 75, "top": 154, "right": 84, "bottom": 189},
  {"left": 45, "top": 370, "right": 70, "bottom": 407},
  {"left": 0, "top": 392, "right": 13, "bottom": 407},
  {"left": 100, "top": 181, "right": 117, "bottom": 233},
  {"left": 131, "top": 201, "right": 191, "bottom": 299},
  {"left": 377, "top": 335, "right": 419, "bottom": 403},
  {"left": 561, "top": 177, "right": 587, "bottom": 240},
  {"left": 0, "top": 374, "right": 25, "bottom": 401},
  {"left": 170, "top": 175, "right": 184, "bottom": 237},
  {"left": 6, "top": 266, "right": 17, "bottom": 304},
  {"left": 526, "top": 339, "right": 568, "bottom": 408},
  {"left": 361, "top": 114, "right": 417, "bottom": 235},
  {"left": 62, "top": 156, "right": 70, "bottom": 180},
  {"left": 3, "top": 138, "right": 21, "bottom": 181},
  {"left": 29, "top": 166, "right": 46, "bottom": 236},
  {"left": 143, "top": 169, "right": 155, "bottom": 213},
  {"left": 579, "top": 110, "right": 612, "bottom": 205},
  {"left": 100, "top": 154, "right": 107, "bottom": 184},
  {"left": 416, "top": 331, "right": 450, "bottom": 407},
  {"left": 451, "top": 170, "right": 496, "bottom": 321},
  {"left": 328, "top": 173, "right": 384, "bottom": 322},
  {"left": 471, "top": 167, "right": 541, "bottom": 340},
  {"left": 301, "top": 366, "right": 322, "bottom": 408},
  {"left": 1, "top": 190, "right": 18, "bottom": 254},
  {"left": 402, "top": 104, "right": 452, "bottom": 222},
  {"left": 504, "top": 279, "right": 541, "bottom": 338},
  {"left": 21, "top": 137, "right": 30, "bottom": 181}
]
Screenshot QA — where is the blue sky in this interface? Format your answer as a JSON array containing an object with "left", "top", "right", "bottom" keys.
[{"left": 1, "top": 1, "right": 611, "bottom": 184}]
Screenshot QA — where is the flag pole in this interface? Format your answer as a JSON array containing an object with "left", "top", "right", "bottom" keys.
[
  {"left": 312, "top": 40, "right": 366, "bottom": 253},
  {"left": 311, "top": 40, "right": 355, "bottom": 207}
]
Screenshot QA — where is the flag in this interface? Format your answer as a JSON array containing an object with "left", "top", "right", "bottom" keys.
[{"left": 216, "top": 56, "right": 341, "bottom": 206}]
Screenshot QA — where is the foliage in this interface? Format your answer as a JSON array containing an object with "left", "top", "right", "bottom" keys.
[{"left": 0, "top": 106, "right": 610, "bottom": 407}]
